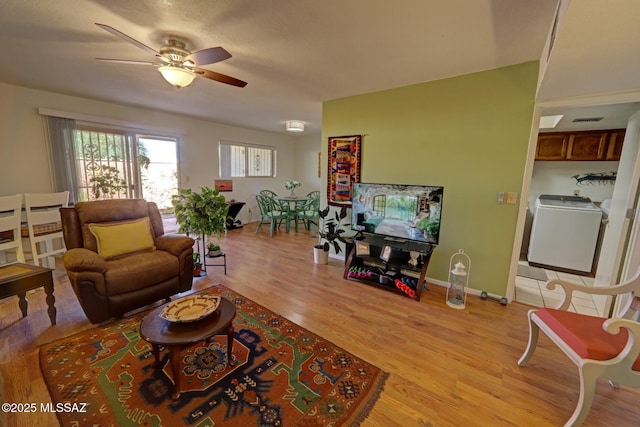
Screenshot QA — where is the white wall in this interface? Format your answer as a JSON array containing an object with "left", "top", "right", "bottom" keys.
[
  {"left": 293, "top": 133, "right": 322, "bottom": 194},
  {"left": 528, "top": 160, "right": 619, "bottom": 208},
  {"left": 0, "top": 82, "right": 315, "bottom": 226}
]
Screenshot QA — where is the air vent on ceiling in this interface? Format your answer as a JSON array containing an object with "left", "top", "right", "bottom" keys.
[{"left": 572, "top": 117, "right": 604, "bottom": 123}]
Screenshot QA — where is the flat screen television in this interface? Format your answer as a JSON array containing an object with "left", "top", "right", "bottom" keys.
[{"left": 351, "top": 183, "right": 444, "bottom": 245}]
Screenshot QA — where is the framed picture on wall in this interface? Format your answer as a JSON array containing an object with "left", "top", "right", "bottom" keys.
[
  {"left": 327, "top": 135, "right": 361, "bottom": 206},
  {"left": 214, "top": 179, "right": 233, "bottom": 192}
]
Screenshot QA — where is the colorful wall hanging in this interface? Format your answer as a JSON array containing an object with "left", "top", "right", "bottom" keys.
[{"left": 327, "top": 135, "right": 361, "bottom": 206}]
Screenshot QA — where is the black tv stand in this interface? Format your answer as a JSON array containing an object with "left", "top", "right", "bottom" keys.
[{"left": 344, "top": 234, "right": 434, "bottom": 301}]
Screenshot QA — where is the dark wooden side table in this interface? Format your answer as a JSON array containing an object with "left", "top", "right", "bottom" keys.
[
  {"left": 139, "top": 297, "right": 236, "bottom": 400},
  {"left": 0, "top": 263, "right": 56, "bottom": 325}
]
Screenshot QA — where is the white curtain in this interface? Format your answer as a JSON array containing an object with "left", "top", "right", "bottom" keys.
[
  {"left": 45, "top": 116, "right": 78, "bottom": 203},
  {"left": 219, "top": 142, "right": 233, "bottom": 178}
]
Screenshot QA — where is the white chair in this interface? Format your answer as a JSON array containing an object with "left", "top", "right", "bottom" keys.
[
  {"left": 518, "top": 271, "right": 640, "bottom": 426},
  {"left": 0, "top": 194, "right": 25, "bottom": 265},
  {"left": 24, "top": 191, "right": 69, "bottom": 268}
]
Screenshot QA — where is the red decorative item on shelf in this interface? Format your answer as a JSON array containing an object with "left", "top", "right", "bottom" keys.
[{"left": 395, "top": 279, "right": 416, "bottom": 298}]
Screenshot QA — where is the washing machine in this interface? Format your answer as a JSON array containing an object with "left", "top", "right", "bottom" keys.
[{"left": 527, "top": 195, "right": 603, "bottom": 273}]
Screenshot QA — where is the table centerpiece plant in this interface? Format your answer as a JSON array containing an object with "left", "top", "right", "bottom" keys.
[{"left": 285, "top": 180, "right": 301, "bottom": 196}]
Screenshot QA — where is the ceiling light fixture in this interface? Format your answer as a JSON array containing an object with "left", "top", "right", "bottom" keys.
[
  {"left": 539, "top": 114, "right": 564, "bottom": 129},
  {"left": 158, "top": 65, "right": 196, "bottom": 88},
  {"left": 285, "top": 120, "right": 305, "bottom": 132}
]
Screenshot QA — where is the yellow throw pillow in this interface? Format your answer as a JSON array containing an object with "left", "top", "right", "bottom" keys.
[{"left": 88, "top": 218, "right": 156, "bottom": 260}]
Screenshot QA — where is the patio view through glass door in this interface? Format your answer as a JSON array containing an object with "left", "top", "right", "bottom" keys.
[{"left": 137, "top": 136, "right": 178, "bottom": 212}]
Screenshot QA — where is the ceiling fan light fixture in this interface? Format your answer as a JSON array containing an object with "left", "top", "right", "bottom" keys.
[
  {"left": 285, "top": 120, "right": 305, "bottom": 132},
  {"left": 158, "top": 65, "right": 196, "bottom": 88}
]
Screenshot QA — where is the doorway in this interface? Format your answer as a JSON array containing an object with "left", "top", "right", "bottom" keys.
[
  {"left": 138, "top": 137, "right": 178, "bottom": 210},
  {"left": 137, "top": 137, "right": 179, "bottom": 232},
  {"left": 513, "top": 101, "right": 640, "bottom": 315}
]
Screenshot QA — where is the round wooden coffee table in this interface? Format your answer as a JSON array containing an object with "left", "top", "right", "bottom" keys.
[{"left": 140, "top": 297, "right": 236, "bottom": 400}]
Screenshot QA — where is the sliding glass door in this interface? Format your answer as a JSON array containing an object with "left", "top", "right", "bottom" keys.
[{"left": 72, "top": 126, "right": 177, "bottom": 207}]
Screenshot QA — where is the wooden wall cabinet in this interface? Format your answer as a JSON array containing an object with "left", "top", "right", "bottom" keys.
[
  {"left": 566, "top": 132, "right": 608, "bottom": 160},
  {"left": 607, "top": 130, "right": 625, "bottom": 161},
  {"left": 535, "top": 134, "right": 568, "bottom": 160},
  {"left": 535, "top": 129, "right": 625, "bottom": 161}
]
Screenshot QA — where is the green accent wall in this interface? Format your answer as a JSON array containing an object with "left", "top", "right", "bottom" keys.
[{"left": 322, "top": 61, "right": 538, "bottom": 296}]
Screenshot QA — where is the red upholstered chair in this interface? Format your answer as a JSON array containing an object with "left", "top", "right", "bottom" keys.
[{"left": 518, "top": 272, "right": 640, "bottom": 426}]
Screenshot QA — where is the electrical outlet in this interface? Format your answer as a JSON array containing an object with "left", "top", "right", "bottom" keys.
[
  {"left": 506, "top": 192, "right": 518, "bottom": 205},
  {"left": 497, "top": 192, "right": 505, "bottom": 204}
]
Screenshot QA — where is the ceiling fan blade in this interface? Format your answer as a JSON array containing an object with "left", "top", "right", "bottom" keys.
[
  {"left": 95, "top": 23, "right": 160, "bottom": 57},
  {"left": 185, "top": 47, "right": 232, "bottom": 66},
  {"left": 96, "top": 58, "right": 158, "bottom": 66},
  {"left": 194, "top": 67, "right": 247, "bottom": 88}
]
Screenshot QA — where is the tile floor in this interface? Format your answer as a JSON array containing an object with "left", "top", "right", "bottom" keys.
[{"left": 515, "top": 261, "right": 600, "bottom": 316}]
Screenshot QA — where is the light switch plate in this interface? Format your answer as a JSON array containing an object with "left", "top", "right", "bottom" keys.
[
  {"left": 498, "top": 192, "right": 505, "bottom": 204},
  {"left": 506, "top": 192, "right": 518, "bottom": 204}
]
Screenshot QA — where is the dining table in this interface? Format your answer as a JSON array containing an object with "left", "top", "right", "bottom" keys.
[{"left": 277, "top": 195, "right": 310, "bottom": 232}]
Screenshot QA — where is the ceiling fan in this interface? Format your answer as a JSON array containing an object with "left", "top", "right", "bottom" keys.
[{"left": 95, "top": 23, "right": 247, "bottom": 89}]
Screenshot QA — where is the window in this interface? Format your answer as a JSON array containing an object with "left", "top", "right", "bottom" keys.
[
  {"left": 74, "top": 126, "right": 137, "bottom": 201},
  {"left": 372, "top": 195, "right": 386, "bottom": 217},
  {"left": 73, "top": 127, "right": 179, "bottom": 205},
  {"left": 372, "top": 194, "right": 419, "bottom": 221},
  {"left": 219, "top": 141, "right": 276, "bottom": 178},
  {"left": 44, "top": 115, "right": 179, "bottom": 206}
]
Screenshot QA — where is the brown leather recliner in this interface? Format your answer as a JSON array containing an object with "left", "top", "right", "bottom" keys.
[{"left": 60, "top": 199, "right": 195, "bottom": 323}]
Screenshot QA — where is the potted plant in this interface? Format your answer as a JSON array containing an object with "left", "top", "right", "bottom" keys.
[
  {"left": 193, "top": 252, "right": 203, "bottom": 276},
  {"left": 285, "top": 180, "right": 301, "bottom": 196},
  {"left": 207, "top": 241, "right": 221, "bottom": 257},
  {"left": 312, "top": 205, "right": 350, "bottom": 264},
  {"left": 172, "top": 186, "right": 229, "bottom": 263}
]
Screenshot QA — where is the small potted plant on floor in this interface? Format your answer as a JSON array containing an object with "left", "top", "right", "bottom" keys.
[
  {"left": 193, "top": 252, "right": 203, "bottom": 276},
  {"left": 207, "top": 241, "right": 222, "bottom": 257},
  {"left": 313, "top": 205, "right": 350, "bottom": 264}
]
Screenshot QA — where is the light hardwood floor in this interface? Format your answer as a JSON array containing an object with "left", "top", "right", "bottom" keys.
[{"left": 1, "top": 224, "right": 639, "bottom": 426}]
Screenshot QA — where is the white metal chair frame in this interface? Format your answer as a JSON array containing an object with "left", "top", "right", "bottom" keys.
[
  {"left": 518, "top": 273, "right": 640, "bottom": 426},
  {"left": 0, "top": 194, "right": 25, "bottom": 265},
  {"left": 24, "top": 191, "right": 69, "bottom": 268}
]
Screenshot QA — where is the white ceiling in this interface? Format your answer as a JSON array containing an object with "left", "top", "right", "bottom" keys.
[{"left": 1, "top": 0, "right": 639, "bottom": 135}]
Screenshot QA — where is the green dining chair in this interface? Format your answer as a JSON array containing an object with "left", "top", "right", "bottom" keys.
[
  {"left": 255, "top": 194, "right": 289, "bottom": 237},
  {"left": 259, "top": 189, "right": 279, "bottom": 198},
  {"left": 296, "top": 191, "right": 321, "bottom": 236}
]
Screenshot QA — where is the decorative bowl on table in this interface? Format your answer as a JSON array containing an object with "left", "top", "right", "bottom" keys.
[{"left": 159, "top": 295, "right": 221, "bottom": 323}]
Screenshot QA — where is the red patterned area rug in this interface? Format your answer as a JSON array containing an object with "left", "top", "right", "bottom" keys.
[{"left": 39, "top": 285, "right": 388, "bottom": 426}]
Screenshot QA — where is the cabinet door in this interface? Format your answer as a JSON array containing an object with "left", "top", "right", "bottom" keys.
[
  {"left": 566, "top": 132, "right": 607, "bottom": 160},
  {"left": 535, "top": 134, "right": 568, "bottom": 160},
  {"left": 606, "top": 130, "right": 626, "bottom": 161}
]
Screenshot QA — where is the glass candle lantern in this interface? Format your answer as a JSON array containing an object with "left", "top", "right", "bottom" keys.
[{"left": 447, "top": 249, "right": 470, "bottom": 309}]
